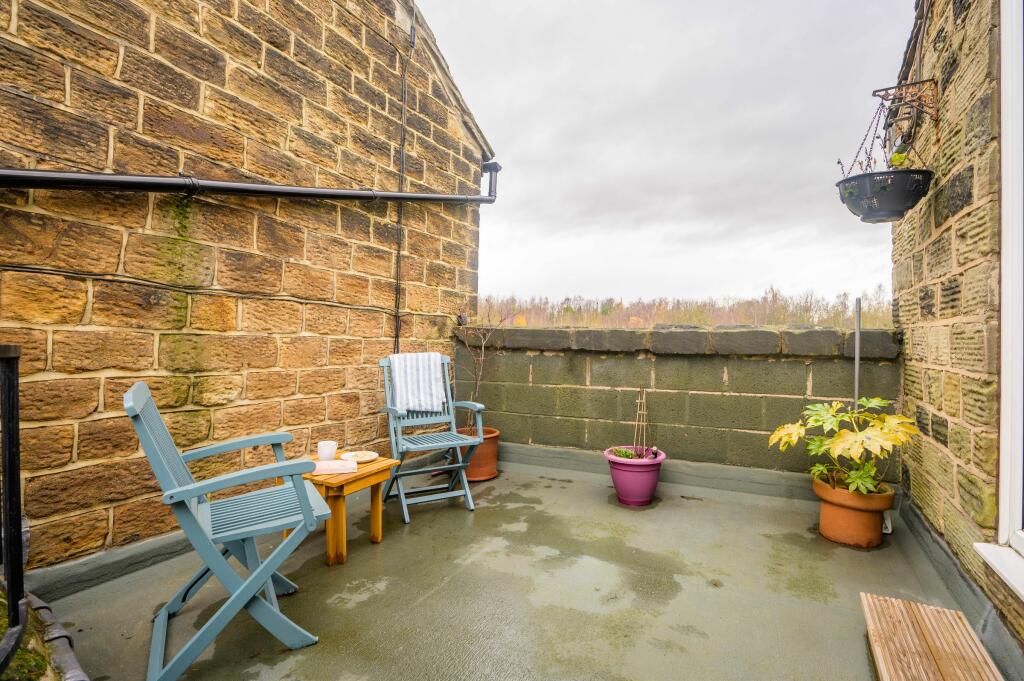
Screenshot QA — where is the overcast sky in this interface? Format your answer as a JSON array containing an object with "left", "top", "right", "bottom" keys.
[{"left": 417, "top": 0, "right": 915, "bottom": 301}]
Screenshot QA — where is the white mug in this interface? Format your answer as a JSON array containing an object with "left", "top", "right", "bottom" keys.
[{"left": 317, "top": 440, "right": 338, "bottom": 461}]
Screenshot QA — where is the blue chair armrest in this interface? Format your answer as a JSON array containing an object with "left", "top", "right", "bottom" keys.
[
  {"left": 453, "top": 402, "right": 486, "bottom": 441},
  {"left": 163, "top": 459, "right": 314, "bottom": 504},
  {"left": 452, "top": 401, "right": 486, "bottom": 412},
  {"left": 181, "top": 432, "right": 293, "bottom": 463},
  {"left": 380, "top": 406, "right": 404, "bottom": 417}
]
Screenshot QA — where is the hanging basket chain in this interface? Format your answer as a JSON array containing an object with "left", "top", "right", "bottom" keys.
[
  {"left": 838, "top": 101, "right": 887, "bottom": 178},
  {"left": 865, "top": 101, "right": 885, "bottom": 172}
]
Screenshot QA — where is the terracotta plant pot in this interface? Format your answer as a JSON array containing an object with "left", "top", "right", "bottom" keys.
[
  {"left": 812, "top": 477, "right": 895, "bottom": 548},
  {"left": 458, "top": 426, "right": 500, "bottom": 482},
  {"left": 604, "top": 446, "right": 666, "bottom": 507}
]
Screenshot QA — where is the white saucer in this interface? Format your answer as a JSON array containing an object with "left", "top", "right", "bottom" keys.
[{"left": 341, "top": 450, "right": 379, "bottom": 463}]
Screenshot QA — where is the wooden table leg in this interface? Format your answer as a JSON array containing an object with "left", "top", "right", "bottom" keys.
[
  {"left": 370, "top": 482, "right": 383, "bottom": 544},
  {"left": 326, "top": 494, "right": 347, "bottom": 565}
]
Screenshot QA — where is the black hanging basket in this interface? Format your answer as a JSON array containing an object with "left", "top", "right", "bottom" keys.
[{"left": 836, "top": 169, "right": 933, "bottom": 223}]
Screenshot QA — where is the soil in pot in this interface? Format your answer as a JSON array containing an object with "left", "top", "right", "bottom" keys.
[
  {"left": 812, "top": 477, "right": 895, "bottom": 548},
  {"left": 457, "top": 426, "right": 500, "bottom": 482},
  {"left": 604, "top": 446, "right": 666, "bottom": 507}
]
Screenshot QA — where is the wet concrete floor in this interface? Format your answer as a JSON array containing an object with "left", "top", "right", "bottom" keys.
[{"left": 54, "top": 462, "right": 956, "bottom": 680}]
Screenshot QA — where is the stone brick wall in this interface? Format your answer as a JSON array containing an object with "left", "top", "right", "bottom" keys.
[
  {"left": 888, "top": 0, "right": 1021, "bottom": 637},
  {"left": 0, "top": 0, "right": 490, "bottom": 568},
  {"left": 457, "top": 327, "right": 900, "bottom": 473}
]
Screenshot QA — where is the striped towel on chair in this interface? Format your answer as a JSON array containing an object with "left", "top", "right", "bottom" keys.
[{"left": 390, "top": 352, "right": 446, "bottom": 415}]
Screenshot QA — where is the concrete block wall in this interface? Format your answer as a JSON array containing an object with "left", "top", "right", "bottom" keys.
[
  {"left": 0, "top": 0, "right": 489, "bottom": 568},
  {"left": 456, "top": 327, "right": 901, "bottom": 474},
  {"left": 888, "top": 0, "right": 1022, "bottom": 640}
]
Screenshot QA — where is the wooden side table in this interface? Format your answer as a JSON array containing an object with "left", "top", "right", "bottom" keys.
[{"left": 304, "top": 457, "right": 400, "bottom": 566}]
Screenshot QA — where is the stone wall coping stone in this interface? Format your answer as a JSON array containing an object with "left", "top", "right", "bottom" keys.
[{"left": 462, "top": 326, "right": 901, "bottom": 359}]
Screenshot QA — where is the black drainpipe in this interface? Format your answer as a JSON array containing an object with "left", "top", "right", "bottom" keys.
[
  {"left": 0, "top": 159, "right": 500, "bottom": 355},
  {"left": 393, "top": 10, "right": 417, "bottom": 353},
  {"left": 0, "top": 165, "right": 500, "bottom": 203},
  {"left": 0, "top": 162, "right": 500, "bottom": 355}
]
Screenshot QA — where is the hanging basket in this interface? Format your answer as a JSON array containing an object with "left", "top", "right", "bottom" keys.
[
  {"left": 837, "top": 78, "right": 939, "bottom": 224},
  {"left": 836, "top": 169, "right": 933, "bottom": 223}
]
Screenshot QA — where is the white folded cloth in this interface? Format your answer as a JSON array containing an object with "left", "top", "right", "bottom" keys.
[
  {"left": 389, "top": 352, "right": 446, "bottom": 415},
  {"left": 313, "top": 459, "right": 357, "bottom": 475}
]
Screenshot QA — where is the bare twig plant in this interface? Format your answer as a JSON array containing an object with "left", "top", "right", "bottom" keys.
[{"left": 455, "top": 305, "right": 511, "bottom": 428}]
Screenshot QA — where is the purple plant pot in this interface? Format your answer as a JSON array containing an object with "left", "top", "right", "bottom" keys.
[{"left": 604, "top": 446, "right": 667, "bottom": 506}]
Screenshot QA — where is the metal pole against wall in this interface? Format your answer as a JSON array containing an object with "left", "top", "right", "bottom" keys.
[
  {"left": 0, "top": 344, "right": 26, "bottom": 675},
  {"left": 854, "top": 297, "right": 862, "bottom": 406}
]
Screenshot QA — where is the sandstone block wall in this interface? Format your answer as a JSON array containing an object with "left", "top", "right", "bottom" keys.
[
  {"left": 0, "top": 0, "right": 489, "bottom": 567},
  {"left": 457, "top": 327, "right": 900, "bottom": 473},
  {"left": 888, "top": 0, "right": 1022, "bottom": 637}
]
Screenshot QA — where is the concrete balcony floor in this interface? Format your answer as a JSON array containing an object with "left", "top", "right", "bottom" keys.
[{"left": 54, "top": 462, "right": 956, "bottom": 681}]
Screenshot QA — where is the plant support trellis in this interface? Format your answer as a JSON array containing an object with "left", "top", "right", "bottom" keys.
[{"left": 632, "top": 389, "right": 651, "bottom": 454}]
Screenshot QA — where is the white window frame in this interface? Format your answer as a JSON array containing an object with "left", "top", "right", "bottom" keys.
[{"left": 974, "top": 0, "right": 1024, "bottom": 601}]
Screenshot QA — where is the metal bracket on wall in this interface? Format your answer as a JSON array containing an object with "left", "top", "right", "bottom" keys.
[{"left": 873, "top": 79, "right": 939, "bottom": 123}]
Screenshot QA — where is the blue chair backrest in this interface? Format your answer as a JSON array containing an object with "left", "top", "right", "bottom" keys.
[
  {"left": 379, "top": 355, "right": 456, "bottom": 431},
  {"left": 124, "top": 382, "right": 199, "bottom": 510}
]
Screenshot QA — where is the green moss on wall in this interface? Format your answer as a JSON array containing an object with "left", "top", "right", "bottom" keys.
[{"left": 167, "top": 196, "right": 192, "bottom": 237}]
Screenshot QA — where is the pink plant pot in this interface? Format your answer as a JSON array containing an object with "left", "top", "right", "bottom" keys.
[{"left": 604, "top": 446, "right": 667, "bottom": 506}]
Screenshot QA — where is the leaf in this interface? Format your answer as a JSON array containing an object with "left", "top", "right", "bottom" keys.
[
  {"left": 861, "top": 426, "right": 897, "bottom": 456},
  {"left": 769, "top": 422, "right": 805, "bottom": 452},
  {"left": 833, "top": 429, "right": 882, "bottom": 460},
  {"left": 889, "top": 152, "right": 909, "bottom": 168},
  {"left": 802, "top": 401, "right": 845, "bottom": 434},
  {"left": 845, "top": 461, "right": 879, "bottom": 494},
  {"left": 872, "top": 413, "right": 920, "bottom": 445},
  {"left": 802, "top": 402, "right": 832, "bottom": 421},
  {"left": 829, "top": 429, "right": 863, "bottom": 461},
  {"left": 831, "top": 427, "right": 898, "bottom": 462},
  {"left": 857, "top": 397, "right": 891, "bottom": 411},
  {"left": 808, "top": 463, "right": 830, "bottom": 481},
  {"left": 805, "top": 435, "right": 831, "bottom": 457}
]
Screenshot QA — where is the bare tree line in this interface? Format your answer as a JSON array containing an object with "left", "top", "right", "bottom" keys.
[{"left": 475, "top": 285, "right": 892, "bottom": 329}]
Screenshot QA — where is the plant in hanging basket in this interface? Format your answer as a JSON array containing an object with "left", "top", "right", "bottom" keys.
[{"left": 837, "top": 91, "right": 934, "bottom": 223}]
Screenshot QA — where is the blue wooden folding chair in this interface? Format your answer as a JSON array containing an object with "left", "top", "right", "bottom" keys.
[
  {"left": 379, "top": 355, "right": 485, "bottom": 523},
  {"left": 123, "top": 382, "right": 331, "bottom": 681}
]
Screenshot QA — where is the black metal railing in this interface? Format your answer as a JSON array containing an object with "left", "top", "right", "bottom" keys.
[{"left": 0, "top": 344, "right": 26, "bottom": 675}]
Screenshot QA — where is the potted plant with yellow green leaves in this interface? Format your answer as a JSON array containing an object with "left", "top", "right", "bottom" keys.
[{"left": 769, "top": 398, "right": 919, "bottom": 548}]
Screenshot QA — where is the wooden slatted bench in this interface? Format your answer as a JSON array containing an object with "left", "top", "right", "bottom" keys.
[{"left": 861, "top": 592, "right": 1003, "bottom": 681}]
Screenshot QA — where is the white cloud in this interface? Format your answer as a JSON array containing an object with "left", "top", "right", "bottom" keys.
[{"left": 417, "top": 0, "right": 915, "bottom": 300}]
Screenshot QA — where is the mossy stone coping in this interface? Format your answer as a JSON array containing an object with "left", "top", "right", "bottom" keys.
[{"left": 459, "top": 326, "right": 900, "bottom": 358}]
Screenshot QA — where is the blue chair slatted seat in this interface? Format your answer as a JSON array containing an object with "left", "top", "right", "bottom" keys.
[
  {"left": 123, "top": 381, "right": 331, "bottom": 681},
  {"left": 379, "top": 355, "right": 485, "bottom": 523}
]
